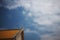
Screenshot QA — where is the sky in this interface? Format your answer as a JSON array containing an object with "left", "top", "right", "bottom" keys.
[{"left": 0, "top": 0, "right": 60, "bottom": 40}]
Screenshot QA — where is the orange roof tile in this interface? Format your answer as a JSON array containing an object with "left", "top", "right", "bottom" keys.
[{"left": 0, "top": 29, "right": 20, "bottom": 39}]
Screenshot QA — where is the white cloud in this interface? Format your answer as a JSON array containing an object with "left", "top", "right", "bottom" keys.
[
  {"left": 0, "top": 0, "right": 21, "bottom": 9},
  {"left": 41, "top": 34, "right": 53, "bottom": 40},
  {"left": 25, "top": 29, "right": 39, "bottom": 34},
  {"left": 41, "top": 32, "right": 60, "bottom": 40},
  {"left": 21, "top": 0, "right": 60, "bottom": 25},
  {"left": 0, "top": 0, "right": 60, "bottom": 40},
  {"left": 41, "top": 34, "right": 57, "bottom": 40}
]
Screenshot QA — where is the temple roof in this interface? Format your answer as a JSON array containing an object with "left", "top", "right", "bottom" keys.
[{"left": 0, "top": 29, "right": 21, "bottom": 39}]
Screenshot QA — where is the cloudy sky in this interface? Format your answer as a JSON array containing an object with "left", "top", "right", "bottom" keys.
[{"left": 0, "top": 0, "right": 60, "bottom": 40}]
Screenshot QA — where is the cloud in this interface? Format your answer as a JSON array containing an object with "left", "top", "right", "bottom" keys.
[
  {"left": 22, "top": 0, "right": 60, "bottom": 40},
  {"left": 0, "top": 0, "right": 22, "bottom": 9},
  {"left": 41, "top": 34, "right": 54, "bottom": 40},
  {"left": 25, "top": 29, "right": 39, "bottom": 35},
  {"left": 0, "top": 0, "right": 60, "bottom": 40},
  {"left": 41, "top": 32, "right": 60, "bottom": 40},
  {"left": 24, "top": 29, "right": 40, "bottom": 40}
]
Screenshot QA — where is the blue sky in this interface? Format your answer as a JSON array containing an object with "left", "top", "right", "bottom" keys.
[{"left": 0, "top": 0, "right": 60, "bottom": 40}]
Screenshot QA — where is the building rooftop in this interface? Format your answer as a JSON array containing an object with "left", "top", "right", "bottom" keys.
[{"left": 0, "top": 29, "right": 22, "bottom": 39}]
